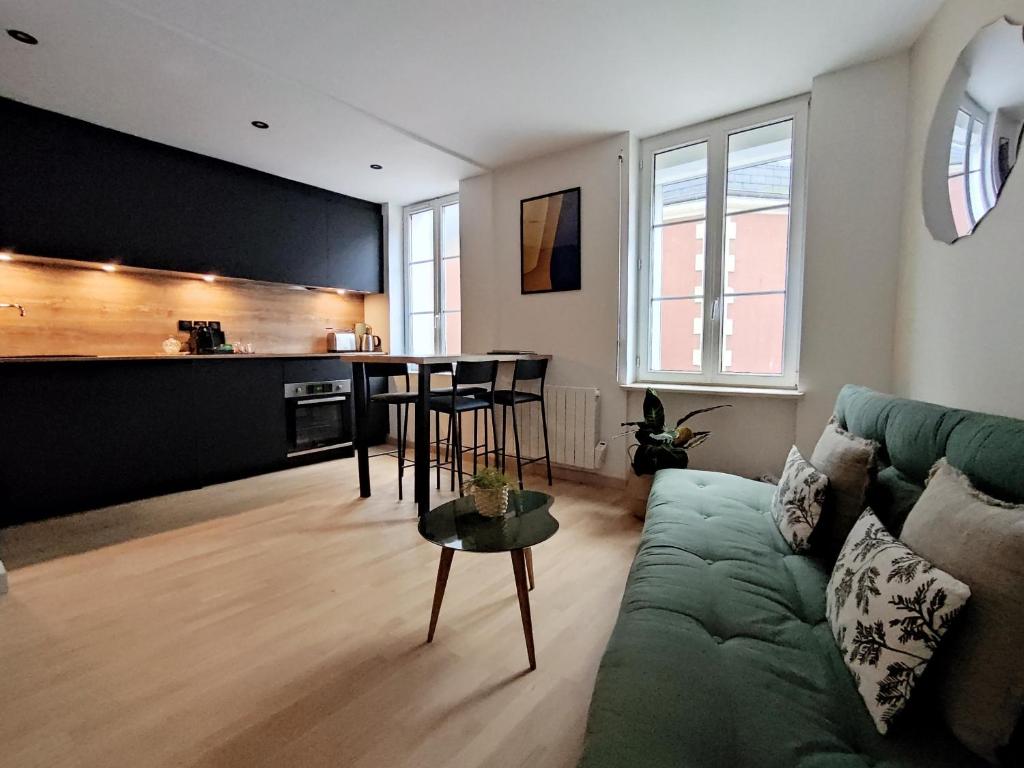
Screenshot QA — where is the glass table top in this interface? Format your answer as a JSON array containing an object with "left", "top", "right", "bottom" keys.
[{"left": 418, "top": 491, "right": 558, "bottom": 552}]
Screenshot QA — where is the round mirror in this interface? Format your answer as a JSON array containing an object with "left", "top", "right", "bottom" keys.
[{"left": 924, "top": 17, "right": 1024, "bottom": 244}]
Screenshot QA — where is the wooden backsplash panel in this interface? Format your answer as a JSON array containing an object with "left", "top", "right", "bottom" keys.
[{"left": 0, "top": 260, "right": 365, "bottom": 356}]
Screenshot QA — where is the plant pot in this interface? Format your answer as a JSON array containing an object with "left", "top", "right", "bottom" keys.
[
  {"left": 470, "top": 485, "right": 511, "bottom": 517},
  {"left": 626, "top": 472, "right": 655, "bottom": 520}
]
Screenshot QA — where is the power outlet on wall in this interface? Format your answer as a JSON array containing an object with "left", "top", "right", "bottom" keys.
[{"left": 178, "top": 320, "right": 194, "bottom": 331}]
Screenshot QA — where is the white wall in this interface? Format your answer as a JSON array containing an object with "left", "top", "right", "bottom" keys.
[
  {"left": 459, "top": 173, "right": 497, "bottom": 352},
  {"left": 632, "top": 389, "right": 798, "bottom": 480},
  {"left": 460, "top": 134, "right": 632, "bottom": 479},
  {"left": 794, "top": 53, "right": 911, "bottom": 452},
  {"left": 458, "top": 53, "right": 914, "bottom": 482},
  {"left": 647, "top": 55, "right": 911, "bottom": 480},
  {"left": 894, "top": 0, "right": 1024, "bottom": 417}
]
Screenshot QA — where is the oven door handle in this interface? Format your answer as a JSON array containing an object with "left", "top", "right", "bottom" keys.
[{"left": 295, "top": 395, "right": 348, "bottom": 406}]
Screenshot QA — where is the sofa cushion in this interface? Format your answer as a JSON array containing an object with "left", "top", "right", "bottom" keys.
[
  {"left": 827, "top": 509, "right": 970, "bottom": 735},
  {"left": 901, "top": 459, "right": 1024, "bottom": 764},
  {"left": 771, "top": 446, "right": 829, "bottom": 552},
  {"left": 810, "top": 419, "right": 880, "bottom": 558},
  {"left": 578, "top": 468, "right": 985, "bottom": 768}
]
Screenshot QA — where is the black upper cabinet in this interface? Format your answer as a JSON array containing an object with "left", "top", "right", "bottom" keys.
[
  {"left": 326, "top": 195, "right": 384, "bottom": 293},
  {"left": 0, "top": 97, "right": 381, "bottom": 291}
]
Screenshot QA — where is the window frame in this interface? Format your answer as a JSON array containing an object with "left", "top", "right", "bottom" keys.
[
  {"left": 403, "top": 192, "right": 459, "bottom": 355},
  {"left": 636, "top": 96, "right": 809, "bottom": 389}
]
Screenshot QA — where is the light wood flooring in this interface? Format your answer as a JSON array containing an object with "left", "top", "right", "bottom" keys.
[{"left": 0, "top": 458, "right": 640, "bottom": 768}]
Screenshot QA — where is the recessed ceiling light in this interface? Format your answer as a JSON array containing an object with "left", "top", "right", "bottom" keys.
[
  {"left": 6, "top": 29, "right": 38, "bottom": 45},
  {"left": 369, "top": 164, "right": 383, "bottom": 170},
  {"left": 251, "top": 120, "right": 269, "bottom": 130},
  {"left": 0, "top": 252, "right": 13, "bottom": 262},
  {"left": 336, "top": 289, "right": 347, "bottom": 295},
  {"left": 202, "top": 274, "right": 216, "bottom": 283},
  {"left": 101, "top": 263, "right": 117, "bottom": 273}
]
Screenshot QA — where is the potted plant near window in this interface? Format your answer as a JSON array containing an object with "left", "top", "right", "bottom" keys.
[
  {"left": 463, "top": 467, "right": 516, "bottom": 517},
  {"left": 622, "top": 389, "right": 731, "bottom": 519}
]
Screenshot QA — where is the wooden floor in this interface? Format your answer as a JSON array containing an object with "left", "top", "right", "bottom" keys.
[{"left": 0, "top": 458, "right": 640, "bottom": 768}]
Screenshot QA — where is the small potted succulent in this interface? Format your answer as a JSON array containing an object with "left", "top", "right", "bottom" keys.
[
  {"left": 462, "top": 467, "right": 516, "bottom": 517},
  {"left": 621, "top": 388, "right": 731, "bottom": 518}
]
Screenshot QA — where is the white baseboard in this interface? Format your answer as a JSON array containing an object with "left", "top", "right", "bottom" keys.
[{"left": 521, "top": 461, "right": 626, "bottom": 490}]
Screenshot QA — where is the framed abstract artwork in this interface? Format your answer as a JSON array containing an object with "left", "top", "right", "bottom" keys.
[{"left": 520, "top": 186, "right": 581, "bottom": 294}]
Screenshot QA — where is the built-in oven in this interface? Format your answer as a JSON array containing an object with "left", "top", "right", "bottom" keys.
[{"left": 284, "top": 379, "right": 353, "bottom": 458}]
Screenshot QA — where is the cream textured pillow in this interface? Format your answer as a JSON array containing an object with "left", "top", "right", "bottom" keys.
[
  {"left": 811, "top": 418, "right": 880, "bottom": 557},
  {"left": 827, "top": 509, "right": 971, "bottom": 734},
  {"left": 901, "top": 459, "right": 1024, "bottom": 764},
  {"left": 771, "top": 446, "right": 829, "bottom": 553}
]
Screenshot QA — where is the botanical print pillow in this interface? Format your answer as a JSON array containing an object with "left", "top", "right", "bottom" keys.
[
  {"left": 771, "top": 446, "right": 829, "bottom": 553},
  {"left": 826, "top": 509, "right": 971, "bottom": 734}
]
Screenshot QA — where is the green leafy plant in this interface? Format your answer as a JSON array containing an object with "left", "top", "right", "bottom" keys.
[
  {"left": 462, "top": 467, "right": 514, "bottom": 491},
  {"left": 622, "top": 388, "right": 731, "bottom": 476}
]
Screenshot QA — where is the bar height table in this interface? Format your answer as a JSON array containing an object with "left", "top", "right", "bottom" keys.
[{"left": 346, "top": 354, "right": 551, "bottom": 518}]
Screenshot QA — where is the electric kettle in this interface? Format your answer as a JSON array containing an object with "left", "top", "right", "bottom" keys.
[{"left": 358, "top": 326, "right": 382, "bottom": 352}]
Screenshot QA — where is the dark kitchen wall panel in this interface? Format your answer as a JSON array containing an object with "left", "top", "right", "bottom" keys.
[{"left": 0, "top": 96, "right": 382, "bottom": 291}]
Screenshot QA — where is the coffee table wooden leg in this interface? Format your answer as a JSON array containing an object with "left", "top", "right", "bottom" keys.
[
  {"left": 511, "top": 549, "right": 537, "bottom": 670},
  {"left": 427, "top": 548, "right": 455, "bottom": 643},
  {"left": 525, "top": 547, "right": 535, "bottom": 591}
]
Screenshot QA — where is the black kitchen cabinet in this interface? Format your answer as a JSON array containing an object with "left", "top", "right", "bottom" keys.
[
  {"left": 281, "top": 358, "right": 353, "bottom": 384},
  {"left": 326, "top": 196, "right": 384, "bottom": 293},
  {"left": 0, "top": 356, "right": 390, "bottom": 525},
  {"left": 0, "top": 97, "right": 382, "bottom": 292},
  {"left": 0, "top": 362, "right": 199, "bottom": 520},
  {"left": 192, "top": 360, "right": 287, "bottom": 484}
]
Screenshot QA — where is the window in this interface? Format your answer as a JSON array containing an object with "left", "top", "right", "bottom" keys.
[
  {"left": 947, "top": 107, "right": 995, "bottom": 238},
  {"left": 637, "top": 98, "right": 808, "bottom": 388},
  {"left": 404, "top": 193, "right": 460, "bottom": 355}
]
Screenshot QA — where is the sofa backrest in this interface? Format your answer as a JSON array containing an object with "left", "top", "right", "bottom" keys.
[{"left": 833, "top": 385, "right": 1024, "bottom": 532}]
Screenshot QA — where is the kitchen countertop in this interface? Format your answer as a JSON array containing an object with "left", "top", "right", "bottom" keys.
[{"left": 0, "top": 352, "right": 387, "bottom": 363}]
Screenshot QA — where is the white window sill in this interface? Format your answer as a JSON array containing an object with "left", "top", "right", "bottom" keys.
[{"left": 620, "top": 382, "right": 804, "bottom": 399}]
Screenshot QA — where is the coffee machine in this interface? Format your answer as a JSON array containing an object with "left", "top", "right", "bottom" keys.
[{"left": 188, "top": 321, "right": 226, "bottom": 354}]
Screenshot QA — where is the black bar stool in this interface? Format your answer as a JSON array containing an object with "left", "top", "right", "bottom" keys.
[
  {"left": 428, "top": 363, "right": 489, "bottom": 469},
  {"left": 429, "top": 360, "right": 499, "bottom": 492},
  {"left": 479, "top": 358, "right": 552, "bottom": 490},
  {"left": 366, "top": 363, "right": 418, "bottom": 500},
  {"left": 366, "top": 362, "right": 492, "bottom": 501}
]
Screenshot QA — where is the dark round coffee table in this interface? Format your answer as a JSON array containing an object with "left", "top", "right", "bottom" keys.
[{"left": 418, "top": 490, "right": 557, "bottom": 670}]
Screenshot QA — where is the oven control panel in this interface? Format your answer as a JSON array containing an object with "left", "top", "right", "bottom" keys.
[{"left": 283, "top": 379, "right": 352, "bottom": 399}]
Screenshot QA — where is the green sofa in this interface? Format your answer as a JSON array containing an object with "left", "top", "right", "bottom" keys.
[{"left": 578, "top": 385, "right": 1024, "bottom": 768}]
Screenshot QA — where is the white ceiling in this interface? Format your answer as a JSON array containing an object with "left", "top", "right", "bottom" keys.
[{"left": 1, "top": 0, "right": 944, "bottom": 205}]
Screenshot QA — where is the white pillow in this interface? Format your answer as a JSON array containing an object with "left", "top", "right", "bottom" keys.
[
  {"left": 827, "top": 509, "right": 971, "bottom": 734},
  {"left": 770, "top": 446, "right": 829, "bottom": 553}
]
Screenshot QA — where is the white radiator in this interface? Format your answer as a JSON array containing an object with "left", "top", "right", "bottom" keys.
[{"left": 512, "top": 386, "right": 601, "bottom": 470}]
